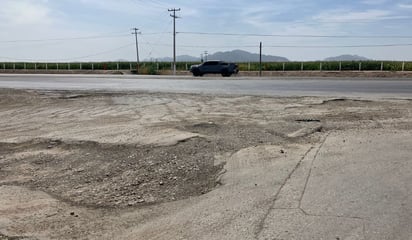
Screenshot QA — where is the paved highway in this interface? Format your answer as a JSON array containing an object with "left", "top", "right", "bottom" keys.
[{"left": 1, "top": 74, "right": 412, "bottom": 97}]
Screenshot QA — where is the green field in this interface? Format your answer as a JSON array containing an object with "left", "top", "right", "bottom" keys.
[{"left": 1, "top": 61, "right": 412, "bottom": 74}]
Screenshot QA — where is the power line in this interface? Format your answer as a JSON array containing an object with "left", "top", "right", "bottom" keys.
[
  {"left": 141, "top": 32, "right": 171, "bottom": 35},
  {"left": 141, "top": 20, "right": 173, "bottom": 59},
  {"left": 55, "top": 43, "right": 135, "bottom": 61},
  {"left": 4, "top": 31, "right": 409, "bottom": 44},
  {"left": 148, "top": 0, "right": 170, "bottom": 8},
  {"left": 132, "top": 0, "right": 169, "bottom": 9},
  {"left": 177, "top": 31, "right": 412, "bottom": 39},
  {"left": 0, "top": 32, "right": 170, "bottom": 45},
  {"left": 0, "top": 43, "right": 135, "bottom": 62},
  {"left": 277, "top": 16, "right": 412, "bottom": 25},
  {"left": 139, "top": 42, "right": 412, "bottom": 49},
  {"left": 264, "top": 43, "right": 412, "bottom": 48},
  {"left": 0, "top": 32, "right": 130, "bottom": 43},
  {"left": 177, "top": 44, "right": 257, "bottom": 48}
]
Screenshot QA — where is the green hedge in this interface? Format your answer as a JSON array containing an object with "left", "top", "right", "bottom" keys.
[
  {"left": 1, "top": 61, "right": 412, "bottom": 72},
  {"left": 322, "top": 62, "right": 340, "bottom": 71},
  {"left": 405, "top": 62, "right": 412, "bottom": 71}
]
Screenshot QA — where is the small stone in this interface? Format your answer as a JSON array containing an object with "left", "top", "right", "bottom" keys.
[
  {"left": 159, "top": 181, "right": 164, "bottom": 185},
  {"left": 70, "top": 212, "right": 75, "bottom": 216},
  {"left": 280, "top": 149, "right": 285, "bottom": 154},
  {"left": 138, "top": 199, "right": 145, "bottom": 203}
]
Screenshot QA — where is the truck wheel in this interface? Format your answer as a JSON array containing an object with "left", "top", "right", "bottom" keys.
[
  {"left": 192, "top": 68, "right": 201, "bottom": 76},
  {"left": 192, "top": 69, "right": 199, "bottom": 77},
  {"left": 221, "top": 69, "right": 231, "bottom": 77}
]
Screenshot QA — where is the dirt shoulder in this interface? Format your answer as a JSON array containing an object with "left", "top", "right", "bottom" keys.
[
  {"left": 0, "top": 89, "right": 411, "bottom": 239},
  {"left": 2, "top": 69, "right": 412, "bottom": 78}
]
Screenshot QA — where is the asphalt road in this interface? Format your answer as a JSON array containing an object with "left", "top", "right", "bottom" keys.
[{"left": 1, "top": 74, "right": 412, "bottom": 97}]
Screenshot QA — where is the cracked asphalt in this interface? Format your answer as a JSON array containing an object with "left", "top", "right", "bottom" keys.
[{"left": 0, "top": 88, "right": 411, "bottom": 239}]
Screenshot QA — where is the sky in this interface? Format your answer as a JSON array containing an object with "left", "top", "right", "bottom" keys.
[{"left": 1, "top": 0, "right": 412, "bottom": 62}]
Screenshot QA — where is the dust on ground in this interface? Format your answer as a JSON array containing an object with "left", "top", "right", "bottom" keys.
[
  {"left": 1, "top": 69, "right": 412, "bottom": 78},
  {"left": 0, "top": 88, "right": 411, "bottom": 239}
]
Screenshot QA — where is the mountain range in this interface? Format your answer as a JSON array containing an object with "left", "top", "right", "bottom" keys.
[
  {"left": 147, "top": 50, "right": 369, "bottom": 62},
  {"left": 151, "top": 50, "right": 288, "bottom": 62},
  {"left": 324, "top": 55, "right": 370, "bottom": 61}
]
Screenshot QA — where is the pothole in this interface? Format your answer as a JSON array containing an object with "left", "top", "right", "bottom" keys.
[{"left": 0, "top": 139, "right": 223, "bottom": 208}]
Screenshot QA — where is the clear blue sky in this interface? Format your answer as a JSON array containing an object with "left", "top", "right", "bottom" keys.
[{"left": 1, "top": 0, "right": 412, "bottom": 62}]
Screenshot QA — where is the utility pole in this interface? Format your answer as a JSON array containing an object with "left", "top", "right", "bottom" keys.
[
  {"left": 168, "top": 8, "right": 180, "bottom": 75},
  {"left": 131, "top": 27, "right": 140, "bottom": 73},
  {"left": 259, "top": 42, "right": 262, "bottom": 77}
]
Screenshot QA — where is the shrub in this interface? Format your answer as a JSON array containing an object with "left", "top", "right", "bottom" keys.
[
  {"left": 340, "top": 61, "right": 359, "bottom": 71},
  {"left": 302, "top": 62, "right": 320, "bottom": 71},
  {"left": 284, "top": 62, "right": 302, "bottom": 71},
  {"left": 383, "top": 62, "right": 402, "bottom": 71},
  {"left": 361, "top": 61, "right": 381, "bottom": 71},
  {"left": 404, "top": 62, "right": 412, "bottom": 71},
  {"left": 322, "top": 62, "right": 340, "bottom": 71}
]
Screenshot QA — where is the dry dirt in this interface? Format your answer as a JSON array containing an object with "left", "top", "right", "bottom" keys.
[
  {"left": 0, "top": 88, "right": 411, "bottom": 239},
  {"left": 2, "top": 69, "right": 412, "bottom": 78}
]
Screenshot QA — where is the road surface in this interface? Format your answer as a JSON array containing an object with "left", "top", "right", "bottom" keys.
[
  {"left": 1, "top": 74, "right": 412, "bottom": 97},
  {"left": 1, "top": 76, "right": 411, "bottom": 239}
]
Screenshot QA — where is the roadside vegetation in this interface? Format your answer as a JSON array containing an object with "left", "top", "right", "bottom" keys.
[{"left": 1, "top": 61, "right": 411, "bottom": 74}]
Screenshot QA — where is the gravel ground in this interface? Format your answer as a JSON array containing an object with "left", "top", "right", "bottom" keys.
[{"left": 0, "top": 88, "right": 411, "bottom": 239}]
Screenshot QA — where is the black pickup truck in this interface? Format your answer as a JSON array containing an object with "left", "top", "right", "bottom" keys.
[{"left": 190, "top": 61, "right": 239, "bottom": 77}]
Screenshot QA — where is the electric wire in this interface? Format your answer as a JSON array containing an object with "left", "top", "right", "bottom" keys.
[
  {"left": 177, "top": 31, "right": 412, "bottom": 39},
  {"left": 144, "top": 43, "right": 412, "bottom": 49},
  {"left": 133, "top": 0, "right": 169, "bottom": 8},
  {"left": 0, "top": 32, "right": 130, "bottom": 43},
  {"left": 0, "top": 43, "right": 135, "bottom": 62},
  {"left": 264, "top": 43, "right": 412, "bottom": 48},
  {"left": 141, "top": 19, "right": 173, "bottom": 59},
  {"left": 0, "top": 32, "right": 169, "bottom": 44}
]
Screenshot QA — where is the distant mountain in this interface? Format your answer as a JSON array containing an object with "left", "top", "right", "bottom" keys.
[
  {"left": 324, "top": 55, "right": 369, "bottom": 61},
  {"left": 209, "top": 50, "right": 288, "bottom": 62},
  {"left": 148, "top": 50, "right": 288, "bottom": 62},
  {"left": 153, "top": 55, "right": 200, "bottom": 62}
]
